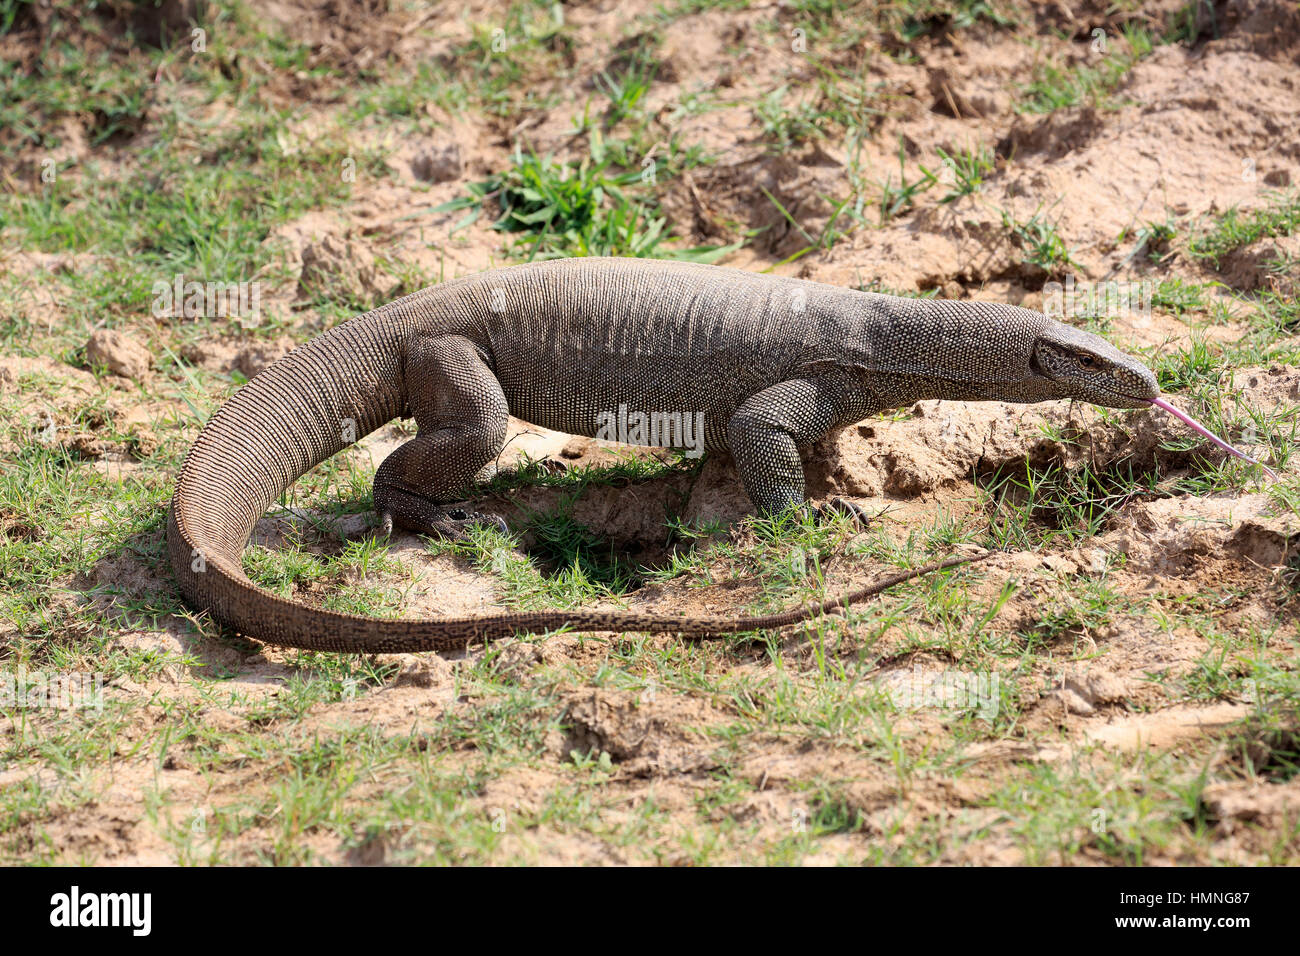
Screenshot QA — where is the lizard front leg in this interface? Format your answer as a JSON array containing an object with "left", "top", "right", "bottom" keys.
[
  {"left": 727, "top": 375, "right": 872, "bottom": 522},
  {"left": 373, "top": 334, "right": 509, "bottom": 539}
]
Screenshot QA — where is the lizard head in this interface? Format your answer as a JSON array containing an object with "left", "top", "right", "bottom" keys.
[{"left": 1030, "top": 321, "right": 1159, "bottom": 409}]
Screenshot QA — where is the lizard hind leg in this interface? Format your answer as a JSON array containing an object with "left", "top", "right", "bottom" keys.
[{"left": 373, "top": 334, "right": 510, "bottom": 540}]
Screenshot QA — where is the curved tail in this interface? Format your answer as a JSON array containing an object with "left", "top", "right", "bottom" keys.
[
  {"left": 168, "top": 302, "right": 413, "bottom": 651},
  {"left": 169, "top": 300, "right": 987, "bottom": 655}
]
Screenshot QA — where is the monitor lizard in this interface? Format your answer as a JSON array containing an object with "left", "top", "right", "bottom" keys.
[{"left": 168, "top": 257, "right": 1164, "bottom": 653}]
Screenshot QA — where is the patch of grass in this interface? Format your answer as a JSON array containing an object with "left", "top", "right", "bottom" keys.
[
  {"left": 520, "top": 501, "right": 645, "bottom": 596},
  {"left": 765, "top": 0, "right": 1014, "bottom": 49},
  {"left": 1000, "top": 207, "right": 1078, "bottom": 275},
  {"left": 0, "top": 41, "right": 152, "bottom": 153},
  {"left": 423, "top": 521, "right": 634, "bottom": 612},
  {"left": 0, "top": 439, "right": 182, "bottom": 664},
  {"left": 1163, "top": 0, "right": 1220, "bottom": 46},
  {"left": 484, "top": 449, "right": 703, "bottom": 495},
  {"left": 1250, "top": 289, "right": 1300, "bottom": 333},
  {"left": 149, "top": 728, "right": 506, "bottom": 864},
  {"left": 932, "top": 143, "right": 995, "bottom": 204},
  {"left": 0, "top": 697, "right": 151, "bottom": 862},
  {"left": 1017, "top": 26, "right": 1154, "bottom": 114},
  {"left": 985, "top": 749, "right": 1206, "bottom": 865},
  {"left": 878, "top": 139, "right": 939, "bottom": 224},
  {"left": 1150, "top": 356, "right": 1297, "bottom": 491},
  {"left": 1151, "top": 277, "right": 1212, "bottom": 316},
  {"left": 1221, "top": 677, "right": 1300, "bottom": 782},
  {"left": 980, "top": 459, "right": 1157, "bottom": 549},
  {"left": 439, "top": 3, "right": 574, "bottom": 117},
  {"left": 0, "top": 0, "right": 32, "bottom": 35},
  {"left": 760, "top": 183, "right": 867, "bottom": 267},
  {"left": 1187, "top": 191, "right": 1300, "bottom": 268},
  {"left": 1122, "top": 217, "right": 1177, "bottom": 265},
  {"left": 242, "top": 533, "right": 413, "bottom": 618},
  {"left": 1180, "top": 641, "right": 1262, "bottom": 704},
  {"left": 438, "top": 138, "right": 737, "bottom": 261},
  {"left": 1152, "top": 335, "right": 1222, "bottom": 393},
  {"left": 891, "top": 0, "right": 1015, "bottom": 43},
  {"left": 755, "top": 61, "right": 887, "bottom": 152},
  {"left": 594, "top": 48, "right": 657, "bottom": 129},
  {"left": 754, "top": 86, "right": 826, "bottom": 152},
  {"left": 1021, "top": 575, "right": 1123, "bottom": 650},
  {"left": 2, "top": 116, "right": 369, "bottom": 342}
]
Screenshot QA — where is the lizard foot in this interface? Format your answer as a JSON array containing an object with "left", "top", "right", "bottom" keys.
[
  {"left": 377, "top": 488, "right": 509, "bottom": 540},
  {"left": 813, "top": 496, "right": 875, "bottom": 529},
  {"left": 382, "top": 505, "right": 509, "bottom": 540}
]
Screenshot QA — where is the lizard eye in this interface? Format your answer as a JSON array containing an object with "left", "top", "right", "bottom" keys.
[{"left": 1077, "top": 354, "right": 1096, "bottom": 368}]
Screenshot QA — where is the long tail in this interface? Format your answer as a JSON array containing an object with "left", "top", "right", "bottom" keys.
[
  {"left": 169, "top": 296, "right": 988, "bottom": 655},
  {"left": 168, "top": 300, "right": 413, "bottom": 651}
]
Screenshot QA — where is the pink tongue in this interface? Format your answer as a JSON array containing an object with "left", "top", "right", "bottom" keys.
[{"left": 1149, "top": 397, "right": 1279, "bottom": 481}]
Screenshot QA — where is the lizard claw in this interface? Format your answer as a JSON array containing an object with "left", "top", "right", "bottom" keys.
[
  {"left": 405, "top": 505, "right": 510, "bottom": 540},
  {"left": 814, "top": 496, "right": 875, "bottom": 530},
  {"left": 475, "top": 509, "right": 509, "bottom": 538},
  {"left": 535, "top": 457, "right": 567, "bottom": 476}
]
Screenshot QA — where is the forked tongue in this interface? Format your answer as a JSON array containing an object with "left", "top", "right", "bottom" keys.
[{"left": 1149, "top": 397, "right": 1279, "bottom": 481}]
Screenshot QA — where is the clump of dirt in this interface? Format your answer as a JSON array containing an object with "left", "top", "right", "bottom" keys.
[
  {"left": 298, "top": 234, "right": 400, "bottom": 304},
  {"left": 409, "top": 143, "right": 464, "bottom": 184},
  {"left": 180, "top": 336, "right": 298, "bottom": 378},
  {"left": 1041, "top": 665, "right": 1137, "bottom": 717},
  {"left": 85, "top": 329, "right": 151, "bottom": 381},
  {"left": 1105, "top": 491, "right": 1300, "bottom": 575},
  {"left": 258, "top": 0, "right": 438, "bottom": 74}
]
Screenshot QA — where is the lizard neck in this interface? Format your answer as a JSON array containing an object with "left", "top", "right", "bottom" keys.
[{"left": 850, "top": 293, "right": 1058, "bottom": 407}]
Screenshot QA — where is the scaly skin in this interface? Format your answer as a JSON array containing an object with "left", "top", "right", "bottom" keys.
[{"left": 168, "top": 258, "right": 1159, "bottom": 653}]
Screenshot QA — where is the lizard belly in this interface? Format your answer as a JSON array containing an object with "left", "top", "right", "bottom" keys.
[{"left": 496, "top": 352, "right": 758, "bottom": 452}]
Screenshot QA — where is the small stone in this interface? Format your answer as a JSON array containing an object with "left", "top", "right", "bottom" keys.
[
  {"left": 1002, "top": 552, "right": 1041, "bottom": 573},
  {"left": 1080, "top": 670, "right": 1130, "bottom": 704},
  {"left": 1051, "top": 668, "right": 1131, "bottom": 716},
  {"left": 1078, "top": 548, "right": 1109, "bottom": 573},
  {"left": 127, "top": 428, "right": 160, "bottom": 460},
  {"left": 1055, "top": 686, "right": 1096, "bottom": 716}
]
